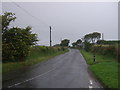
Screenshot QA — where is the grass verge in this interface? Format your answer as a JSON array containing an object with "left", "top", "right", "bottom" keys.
[
  {"left": 80, "top": 49, "right": 119, "bottom": 88},
  {"left": 3, "top": 47, "right": 68, "bottom": 74}
]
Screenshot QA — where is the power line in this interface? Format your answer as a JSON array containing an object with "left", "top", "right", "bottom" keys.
[
  {"left": 10, "top": 1, "right": 53, "bottom": 46},
  {"left": 11, "top": 1, "right": 49, "bottom": 27}
]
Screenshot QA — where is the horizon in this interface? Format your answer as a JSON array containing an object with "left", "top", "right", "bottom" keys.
[{"left": 2, "top": 2, "right": 118, "bottom": 46}]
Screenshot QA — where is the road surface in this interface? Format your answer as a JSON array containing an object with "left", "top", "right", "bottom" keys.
[{"left": 3, "top": 49, "right": 103, "bottom": 88}]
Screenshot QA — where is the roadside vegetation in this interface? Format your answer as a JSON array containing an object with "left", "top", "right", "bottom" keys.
[
  {"left": 2, "top": 12, "right": 119, "bottom": 89},
  {"left": 2, "top": 12, "right": 69, "bottom": 74},
  {"left": 71, "top": 31, "right": 119, "bottom": 88},
  {"left": 77, "top": 32, "right": 119, "bottom": 88},
  {"left": 2, "top": 12, "right": 38, "bottom": 63},
  {"left": 81, "top": 49, "right": 119, "bottom": 88},
  {"left": 3, "top": 46, "right": 68, "bottom": 73},
  {"left": 91, "top": 44, "right": 120, "bottom": 62}
]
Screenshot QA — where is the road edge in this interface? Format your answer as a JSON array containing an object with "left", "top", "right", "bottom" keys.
[{"left": 87, "top": 66, "right": 107, "bottom": 89}]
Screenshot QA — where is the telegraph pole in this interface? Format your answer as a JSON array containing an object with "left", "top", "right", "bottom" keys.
[
  {"left": 102, "top": 33, "right": 104, "bottom": 40},
  {"left": 50, "top": 26, "right": 52, "bottom": 47}
]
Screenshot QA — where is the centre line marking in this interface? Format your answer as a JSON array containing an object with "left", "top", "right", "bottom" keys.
[
  {"left": 90, "top": 80, "right": 93, "bottom": 85},
  {"left": 8, "top": 68, "right": 56, "bottom": 88},
  {"left": 89, "top": 80, "right": 93, "bottom": 89},
  {"left": 89, "top": 85, "right": 93, "bottom": 88}
]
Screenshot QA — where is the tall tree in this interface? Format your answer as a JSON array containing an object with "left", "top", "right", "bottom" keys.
[
  {"left": 2, "top": 12, "right": 38, "bottom": 62},
  {"left": 72, "top": 39, "right": 82, "bottom": 47},
  {"left": 83, "top": 32, "right": 101, "bottom": 51},
  {"left": 2, "top": 12, "right": 16, "bottom": 34},
  {"left": 84, "top": 32, "right": 101, "bottom": 43},
  {"left": 92, "top": 32, "right": 101, "bottom": 43}
]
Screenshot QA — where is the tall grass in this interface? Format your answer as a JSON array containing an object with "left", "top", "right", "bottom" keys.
[
  {"left": 91, "top": 44, "right": 120, "bottom": 62},
  {"left": 80, "top": 50, "right": 119, "bottom": 88},
  {"left": 27, "top": 46, "right": 65, "bottom": 60},
  {"left": 81, "top": 44, "right": 120, "bottom": 88},
  {"left": 3, "top": 46, "right": 68, "bottom": 73}
]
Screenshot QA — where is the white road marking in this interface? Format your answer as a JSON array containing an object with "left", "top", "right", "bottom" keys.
[
  {"left": 89, "top": 80, "right": 93, "bottom": 89},
  {"left": 8, "top": 68, "right": 56, "bottom": 88},
  {"left": 89, "top": 85, "right": 93, "bottom": 88},
  {"left": 90, "top": 80, "right": 93, "bottom": 85}
]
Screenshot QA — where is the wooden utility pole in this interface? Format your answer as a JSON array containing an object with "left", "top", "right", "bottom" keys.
[
  {"left": 102, "top": 33, "right": 104, "bottom": 40},
  {"left": 50, "top": 26, "right": 52, "bottom": 47}
]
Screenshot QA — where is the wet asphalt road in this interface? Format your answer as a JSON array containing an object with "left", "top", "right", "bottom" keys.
[{"left": 3, "top": 49, "right": 103, "bottom": 88}]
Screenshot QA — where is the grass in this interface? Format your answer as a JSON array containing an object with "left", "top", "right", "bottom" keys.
[
  {"left": 80, "top": 49, "right": 119, "bottom": 88},
  {"left": 3, "top": 47, "right": 68, "bottom": 74}
]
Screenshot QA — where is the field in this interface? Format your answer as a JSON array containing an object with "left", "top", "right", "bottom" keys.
[
  {"left": 80, "top": 49, "right": 119, "bottom": 88},
  {"left": 3, "top": 46, "right": 68, "bottom": 73}
]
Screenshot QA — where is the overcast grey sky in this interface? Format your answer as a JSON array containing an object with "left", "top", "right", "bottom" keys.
[{"left": 2, "top": 2, "right": 118, "bottom": 46}]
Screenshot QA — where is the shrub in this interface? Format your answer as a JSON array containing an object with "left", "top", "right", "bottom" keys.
[
  {"left": 27, "top": 46, "right": 67, "bottom": 60},
  {"left": 84, "top": 42, "right": 92, "bottom": 52},
  {"left": 2, "top": 12, "right": 38, "bottom": 62},
  {"left": 91, "top": 44, "right": 120, "bottom": 62}
]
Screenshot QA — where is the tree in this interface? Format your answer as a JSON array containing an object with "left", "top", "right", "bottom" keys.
[
  {"left": 2, "top": 12, "right": 16, "bottom": 34},
  {"left": 76, "top": 39, "right": 82, "bottom": 47},
  {"left": 84, "top": 41, "right": 92, "bottom": 52},
  {"left": 2, "top": 12, "right": 38, "bottom": 62},
  {"left": 83, "top": 32, "right": 101, "bottom": 51},
  {"left": 84, "top": 32, "right": 101, "bottom": 43},
  {"left": 60, "top": 39, "right": 70, "bottom": 46},
  {"left": 92, "top": 32, "right": 101, "bottom": 43},
  {"left": 97, "top": 40, "right": 105, "bottom": 44},
  {"left": 72, "top": 39, "right": 82, "bottom": 47},
  {"left": 72, "top": 42, "right": 77, "bottom": 47},
  {"left": 84, "top": 34, "right": 91, "bottom": 43}
]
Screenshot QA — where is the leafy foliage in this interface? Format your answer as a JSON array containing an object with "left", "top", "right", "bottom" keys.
[
  {"left": 28, "top": 46, "right": 66, "bottom": 57},
  {"left": 72, "top": 39, "right": 82, "bottom": 47},
  {"left": 84, "top": 32, "right": 101, "bottom": 43},
  {"left": 60, "top": 39, "right": 70, "bottom": 46},
  {"left": 84, "top": 41, "right": 92, "bottom": 52},
  {"left": 2, "top": 12, "right": 38, "bottom": 62},
  {"left": 81, "top": 50, "right": 119, "bottom": 88},
  {"left": 3, "top": 46, "right": 68, "bottom": 73},
  {"left": 91, "top": 45, "right": 120, "bottom": 62},
  {"left": 97, "top": 40, "right": 120, "bottom": 45},
  {"left": 83, "top": 32, "right": 101, "bottom": 51},
  {"left": 76, "top": 39, "right": 82, "bottom": 44},
  {"left": 72, "top": 42, "right": 77, "bottom": 47},
  {"left": 53, "top": 44, "right": 60, "bottom": 47},
  {"left": 2, "top": 12, "right": 16, "bottom": 34}
]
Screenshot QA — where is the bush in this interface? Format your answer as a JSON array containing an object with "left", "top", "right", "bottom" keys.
[
  {"left": 2, "top": 27, "right": 38, "bottom": 62},
  {"left": 84, "top": 42, "right": 92, "bottom": 52},
  {"left": 28, "top": 46, "right": 67, "bottom": 59},
  {"left": 2, "top": 12, "right": 38, "bottom": 62},
  {"left": 91, "top": 44, "right": 120, "bottom": 62},
  {"left": 97, "top": 40, "right": 120, "bottom": 45}
]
